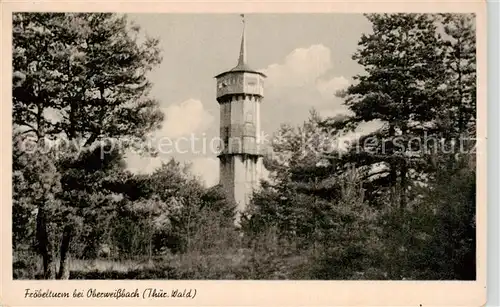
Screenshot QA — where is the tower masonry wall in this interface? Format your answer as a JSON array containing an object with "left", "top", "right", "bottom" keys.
[
  {"left": 218, "top": 92, "right": 265, "bottom": 217},
  {"left": 231, "top": 155, "right": 264, "bottom": 214},
  {"left": 219, "top": 94, "right": 263, "bottom": 156},
  {"left": 215, "top": 27, "right": 267, "bottom": 221}
]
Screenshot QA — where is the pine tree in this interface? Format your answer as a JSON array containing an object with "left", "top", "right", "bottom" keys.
[
  {"left": 12, "top": 12, "right": 164, "bottom": 279},
  {"left": 436, "top": 13, "right": 476, "bottom": 159},
  {"left": 329, "top": 13, "right": 447, "bottom": 207}
]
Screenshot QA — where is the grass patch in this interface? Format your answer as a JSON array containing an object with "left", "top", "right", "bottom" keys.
[{"left": 14, "top": 248, "right": 314, "bottom": 280}]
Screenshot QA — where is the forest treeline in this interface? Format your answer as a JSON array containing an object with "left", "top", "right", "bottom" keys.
[{"left": 12, "top": 13, "right": 476, "bottom": 280}]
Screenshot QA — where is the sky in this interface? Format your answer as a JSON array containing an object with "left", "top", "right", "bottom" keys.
[{"left": 125, "top": 13, "right": 377, "bottom": 186}]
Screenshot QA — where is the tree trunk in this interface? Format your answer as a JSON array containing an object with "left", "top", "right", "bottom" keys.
[
  {"left": 388, "top": 124, "right": 398, "bottom": 186},
  {"left": 36, "top": 205, "right": 55, "bottom": 279},
  {"left": 399, "top": 159, "right": 408, "bottom": 209},
  {"left": 57, "top": 224, "right": 73, "bottom": 280},
  {"left": 148, "top": 229, "right": 153, "bottom": 264}
]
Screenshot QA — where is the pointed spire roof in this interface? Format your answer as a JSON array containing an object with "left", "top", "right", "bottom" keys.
[
  {"left": 234, "top": 14, "right": 248, "bottom": 69},
  {"left": 215, "top": 14, "right": 266, "bottom": 78}
]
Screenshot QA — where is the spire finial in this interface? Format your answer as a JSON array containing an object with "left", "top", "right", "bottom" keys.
[{"left": 237, "top": 14, "right": 246, "bottom": 66}]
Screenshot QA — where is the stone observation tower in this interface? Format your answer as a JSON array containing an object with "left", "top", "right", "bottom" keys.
[{"left": 215, "top": 14, "right": 266, "bottom": 222}]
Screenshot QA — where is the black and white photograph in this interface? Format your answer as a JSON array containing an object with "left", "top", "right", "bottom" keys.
[{"left": 9, "top": 10, "right": 481, "bottom": 284}]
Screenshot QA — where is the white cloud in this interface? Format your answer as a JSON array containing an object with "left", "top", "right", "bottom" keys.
[
  {"left": 260, "top": 44, "right": 350, "bottom": 114},
  {"left": 334, "top": 120, "right": 385, "bottom": 151},
  {"left": 319, "top": 108, "right": 352, "bottom": 119},
  {"left": 158, "top": 99, "right": 213, "bottom": 138},
  {"left": 356, "top": 120, "right": 384, "bottom": 135},
  {"left": 125, "top": 152, "right": 163, "bottom": 175},
  {"left": 124, "top": 153, "right": 220, "bottom": 188},
  {"left": 262, "top": 44, "right": 332, "bottom": 88},
  {"left": 189, "top": 157, "right": 219, "bottom": 187},
  {"left": 316, "top": 76, "right": 350, "bottom": 99},
  {"left": 124, "top": 98, "right": 214, "bottom": 179}
]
